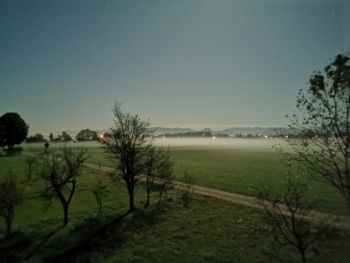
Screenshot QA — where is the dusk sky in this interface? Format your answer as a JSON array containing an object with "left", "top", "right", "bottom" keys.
[{"left": 1, "top": 0, "right": 349, "bottom": 134}]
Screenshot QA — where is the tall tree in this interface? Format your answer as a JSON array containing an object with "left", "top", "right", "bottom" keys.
[
  {"left": 39, "top": 147, "right": 87, "bottom": 226},
  {"left": 287, "top": 52, "right": 350, "bottom": 211},
  {"left": 0, "top": 112, "right": 28, "bottom": 150},
  {"left": 104, "top": 103, "right": 154, "bottom": 211}
]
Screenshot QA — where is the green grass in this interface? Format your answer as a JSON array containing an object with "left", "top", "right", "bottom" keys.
[
  {"left": 96, "top": 198, "right": 350, "bottom": 263},
  {"left": 78, "top": 145, "right": 348, "bottom": 215},
  {"left": 10, "top": 142, "right": 349, "bottom": 214},
  {"left": 0, "top": 154, "right": 349, "bottom": 262}
]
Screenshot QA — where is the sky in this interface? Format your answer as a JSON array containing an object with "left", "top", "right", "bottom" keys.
[{"left": 0, "top": 0, "right": 349, "bottom": 134}]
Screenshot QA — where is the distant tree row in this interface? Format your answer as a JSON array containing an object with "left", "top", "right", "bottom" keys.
[
  {"left": 26, "top": 133, "right": 46, "bottom": 143},
  {"left": 156, "top": 131, "right": 229, "bottom": 138},
  {"left": 0, "top": 112, "right": 100, "bottom": 148},
  {"left": 48, "top": 129, "right": 99, "bottom": 142},
  {"left": 48, "top": 131, "right": 73, "bottom": 142}
]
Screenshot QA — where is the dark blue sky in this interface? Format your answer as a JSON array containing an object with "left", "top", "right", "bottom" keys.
[{"left": 0, "top": 0, "right": 349, "bottom": 134}]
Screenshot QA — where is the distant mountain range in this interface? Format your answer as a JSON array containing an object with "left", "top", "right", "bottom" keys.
[
  {"left": 153, "top": 127, "right": 194, "bottom": 135},
  {"left": 154, "top": 126, "right": 297, "bottom": 136},
  {"left": 219, "top": 127, "right": 298, "bottom": 136}
]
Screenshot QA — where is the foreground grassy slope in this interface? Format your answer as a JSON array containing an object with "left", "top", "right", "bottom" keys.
[{"left": 0, "top": 154, "right": 349, "bottom": 262}]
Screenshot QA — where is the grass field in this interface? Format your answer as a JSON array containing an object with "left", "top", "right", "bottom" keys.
[
  {"left": 15, "top": 139, "right": 349, "bottom": 215},
  {"left": 0, "top": 153, "right": 349, "bottom": 262},
  {"left": 77, "top": 140, "right": 347, "bottom": 215}
]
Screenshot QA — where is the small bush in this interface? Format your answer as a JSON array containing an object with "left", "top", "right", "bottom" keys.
[
  {"left": 180, "top": 172, "right": 195, "bottom": 208},
  {"left": 92, "top": 178, "right": 109, "bottom": 217}
]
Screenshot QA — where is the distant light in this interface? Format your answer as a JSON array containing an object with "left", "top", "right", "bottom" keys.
[
  {"left": 212, "top": 136, "right": 216, "bottom": 140},
  {"left": 99, "top": 134, "right": 104, "bottom": 139}
]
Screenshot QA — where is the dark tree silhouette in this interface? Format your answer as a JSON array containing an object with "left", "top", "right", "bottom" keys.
[
  {"left": 39, "top": 147, "right": 87, "bottom": 226},
  {"left": 26, "top": 133, "right": 46, "bottom": 143},
  {"left": 76, "top": 129, "right": 98, "bottom": 141},
  {"left": 44, "top": 142, "right": 50, "bottom": 151},
  {"left": 256, "top": 173, "right": 330, "bottom": 263},
  {"left": 0, "top": 112, "right": 28, "bottom": 150},
  {"left": 61, "top": 131, "right": 73, "bottom": 142},
  {"left": 0, "top": 170, "right": 23, "bottom": 238},
  {"left": 287, "top": 51, "right": 350, "bottom": 212},
  {"left": 104, "top": 103, "right": 154, "bottom": 211}
]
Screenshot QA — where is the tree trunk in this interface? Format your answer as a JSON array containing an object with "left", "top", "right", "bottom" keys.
[
  {"left": 145, "top": 186, "right": 150, "bottom": 208},
  {"left": 345, "top": 196, "right": 350, "bottom": 213},
  {"left": 299, "top": 247, "right": 307, "bottom": 263},
  {"left": 158, "top": 191, "right": 163, "bottom": 204},
  {"left": 127, "top": 186, "right": 135, "bottom": 212},
  {"left": 63, "top": 203, "right": 69, "bottom": 226},
  {"left": 5, "top": 217, "right": 12, "bottom": 238}
]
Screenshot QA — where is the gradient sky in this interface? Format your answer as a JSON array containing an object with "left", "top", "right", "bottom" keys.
[{"left": 1, "top": 0, "right": 349, "bottom": 134}]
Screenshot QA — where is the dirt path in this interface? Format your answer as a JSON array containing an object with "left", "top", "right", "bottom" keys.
[{"left": 84, "top": 163, "right": 350, "bottom": 231}]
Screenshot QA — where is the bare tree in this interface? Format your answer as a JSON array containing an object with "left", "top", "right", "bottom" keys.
[
  {"left": 287, "top": 52, "right": 350, "bottom": 212},
  {"left": 144, "top": 146, "right": 174, "bottom": 207},
  {"left": 104, "top": 103, "right": 154, "bottom": 211},
  {"left": 0, "top": 169, "right": 23, "bottom": 238},
  {"left": 39, "top": 147, "right": 87, "bottom": 226},
  {"left": 256, "top": 171, "right": 330, "bottom": 263}
]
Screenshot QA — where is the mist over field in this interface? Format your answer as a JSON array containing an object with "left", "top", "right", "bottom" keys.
[
  {"left": 154, "top": 137, "right": 287, "bottom": 150},
  {"left": 22, "top": 137, "right": 288, "bottom": 152}
]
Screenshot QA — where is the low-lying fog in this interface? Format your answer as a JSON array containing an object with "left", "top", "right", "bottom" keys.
[
  {"left": 24, "top": 138, "right": 287, "bottom": 151},
  {"left": 154, "top": 137, "right": 287, "bottom": 150}
]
